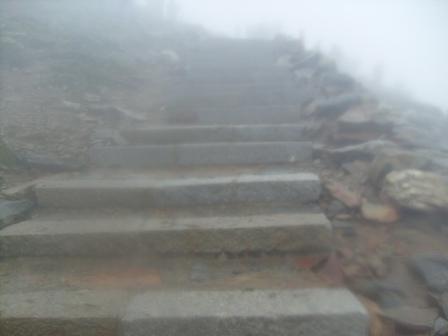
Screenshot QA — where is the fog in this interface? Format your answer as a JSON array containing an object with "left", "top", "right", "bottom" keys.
[{"left": 177, "top": 0, "right": 448, "bottom": 110}]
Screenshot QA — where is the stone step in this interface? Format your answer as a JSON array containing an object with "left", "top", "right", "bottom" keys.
[
  {"left": 122, "top": 289, "right": 368, "bottom": 336},
  {"left": 168, "top": 93, "right": 301, "bottom": 109},
  {"left": 169, "top": 83, "right": 298, "bottom": 100},
  {"left": 0, "top": 255, "right": 368, "bottom": 336},
  {"left": 0, "top": 210, "right": 331, "bottom": 257},
  {"left": 120, "top": 124, "right": 307, "bottom": 145},
  {"left": 164, "top": 105, "right": 302, "bottom": 124},
  {"left": 0, "top": 289, "right": 125, "bottom": 336},
  {"left": 89, "top": 142, "right": 312, "bottom": 168},
  {"left": 0, "top": 289, "right": 368, "bottom": 336},
  {"left": 35, "top": 170, "right": 321, "bottom": 209},
  {"left": 182, "top": 72, "right": 290, "bottom": 84}
]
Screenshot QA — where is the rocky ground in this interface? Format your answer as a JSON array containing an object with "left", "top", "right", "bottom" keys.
[
  {"left": 292, "top": 50, "right": 448, "bottom": 335},
  {"left": 2, "top": 5, "right": 448, "bottom": 335}
]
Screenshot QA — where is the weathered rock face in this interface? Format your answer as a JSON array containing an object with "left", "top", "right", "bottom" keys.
[{"left": 383, "top": 170, "right": 448, "bottom": 212}]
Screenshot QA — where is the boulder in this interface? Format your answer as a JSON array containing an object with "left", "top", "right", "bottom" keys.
[
  {"left": 0, "top": 199, "right": 34, "bottom": 229},
  {"left": 361, "top": 200, "right": 399, "bottom": 224},
  {"left": 369, "top": 150, "right": 431, "bottom": 188},
  {"left": 383, "top": 170, "right": 448, "bottom": 212}
]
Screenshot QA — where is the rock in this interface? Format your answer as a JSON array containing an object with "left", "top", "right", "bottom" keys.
[
  {"left": 433, "top": 317, "right": 448, "bottom": 336},
  {"left": 0, "top": 199, "right": 34, "bottom": 229},
  {"left": 381, "top": 306, "right": 437, "bottom": 332},
  {"left": 353, "top": 280, "right": 405, "bottom": 308},
  {"left": 306, "top": 93, "right": 363, "bottom": 116},
  {"left": 394, "top": 125, "right": 448, "bottom": 152},
  {"left": 383, "top": 170, "right": 448, "bottom": 212},
  {"left": 323, "top": 140, "right": 397, "bottom": 163},
  {"left": 325, "top": 181, "right": 362, "bottom": 208},
  {"left": 338, "top": 104, "right": 393, "bottom": 133},
  {"left": 361, "top": 298, "right": 396, "bottom": 336},
  {"left": 0, "top": 181, "right": 37, "bottom": 200},
  {"left": 332, "top": 220, "right": 356, "bottom": 237},
  {"left": 0, "top": 139, "right": 18, "bottom": 168},
  {"left": 326, "top": 200, "right": 347, "bottom": 218},
  {"left": 361, "top": 200, "right": 399, "bottom": 224},
  {"left": 440, "top": 292, "right": 448, "bottom": 319},
  {"left": 369, "top": 150, "right": 430, "bottom": 188},
  {"left": 410, "top": 254, "right": 448, "bottom": 293},
  {"left": 320, "top": 71, "right": 356, "bottom": 90}
]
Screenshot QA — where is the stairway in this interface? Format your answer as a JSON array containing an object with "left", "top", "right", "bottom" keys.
[{"left": 0, "top": 37, "right": 368, "bottom": 336}]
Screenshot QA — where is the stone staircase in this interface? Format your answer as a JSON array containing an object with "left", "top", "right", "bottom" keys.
[{"left": 0, "top": 37, "right": 368, "bottom": 335}]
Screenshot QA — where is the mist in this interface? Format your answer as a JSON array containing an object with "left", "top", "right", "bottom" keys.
[{"left": 177, "top": 0, "right": 448, "bottom": 110}]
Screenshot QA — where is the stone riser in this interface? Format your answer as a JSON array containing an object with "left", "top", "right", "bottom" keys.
[
  {"left": 120, "top": 125, "right": 306, "bottom": 145},
  {"left": 35, "top": 173, "right": 321, "bottom": 209},
  {"left": 89, "top": 142, "right": 312, "bottom": 168},
  {"left": 163, "top": 106, "right": 302, "bottom": 124},
  {"left": 0, "top": 289, "right": 368, "bottom": 336},
  {"left": 0, "top": 213, "right": 331, "bottom": 257}
]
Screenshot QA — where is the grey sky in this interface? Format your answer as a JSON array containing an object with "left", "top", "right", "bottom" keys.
[{"left": 177, "top": 0, "right": 448, "bottom": 109}]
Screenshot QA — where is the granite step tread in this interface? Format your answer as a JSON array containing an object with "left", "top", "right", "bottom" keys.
[
  {"left": 89, "top": 142, "right": 312, "bottom": 168},
  {"left": 0, "top": 211, "right": 331, "bottom": 257},
  {"left": 34, "top": 170, "right": 321, "bottom": 209},
  {"left": 0, "top": 287, "right": 368, "bottom": 336}
]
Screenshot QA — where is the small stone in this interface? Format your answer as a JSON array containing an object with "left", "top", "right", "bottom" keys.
[
  {"left": 361, "top": 200, "right": 399, "bottom": 223},
  {"left": 326, "top": 181, "right": 362, "bottom": 208},
  {"left": 332, "top": 220, "right": 356, "bottom": 237},
  {"left": 326, "top": 200, "right": 347, "bottom": 218},
  {"left": 334, "top": 213, "right": 353, "bottom": 220}
]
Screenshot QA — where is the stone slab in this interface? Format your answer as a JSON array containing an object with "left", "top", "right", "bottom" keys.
[
  {"left": 0, "top": 290, "right": 127, "bottom": 336},
  {"left": 0, "top": 212, "right": 331, "bottom": 257},
  {"left": 122, "top": 289, "right": 369, "bottom": 336},
  {"left": 120, "top": 125, "right": 306, "bottom": 145},
  {"left": 89, "top": 142, "right": 312, "bottom": 168},
  {"left": 35, "top": 172, "right": 321, "bottom": 209}
]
